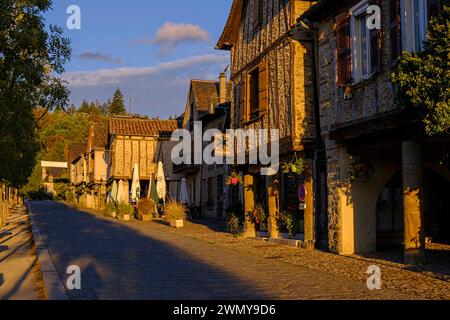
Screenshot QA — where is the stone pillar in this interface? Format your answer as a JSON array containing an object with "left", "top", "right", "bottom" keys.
[
  {"left": 304, "top": 159, "right": 315, "bottom": 249},
  {"left": 243, "top": 174, "right": 256, "bottom": 237},
  {"left": 268, "top": 176, "right": 281, "bottom": 238},
  {"left": 402, "top": 141, "right": 425, "bottom": 265}
]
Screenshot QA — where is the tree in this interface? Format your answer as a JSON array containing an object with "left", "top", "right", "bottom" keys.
[
  {"left": 0, "top": 0, "right": 71, "bottom": 187},
  {"left": 78, "top": 100, "right": 90, "bottom": 113},
  {"left": 392, "top": 1, "right": 450, "bottom": 136},
  {"left": 109, "top": 89, "right": 126, "bottom": 116}
]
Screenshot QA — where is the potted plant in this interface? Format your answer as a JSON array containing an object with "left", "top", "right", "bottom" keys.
[
  {"left": 118, "top": 202, "right": 134, "bottom": 222},
  {"left": 282, "top": 153, "right": 305, "bottom": 177},
  {"left": 137, "top": 198, "right": 156, "bottom": 222},
  {"left": 164, "top": 199, "right": 187, "bottom": 228},
  {"left": 226, "top": 171, "right": 243, "bottom": 187},
  {"left": 279, "top": 211, "right": 301, "bottom": 238},
  {"left": 347, "top": 159, "right": 375, "bottom": 184},
  {"left": 104, "top": 201, "right": 118, "bottom": 219},
  {"left": 225, "top": 202, "right": 243, "bottom": 236}
]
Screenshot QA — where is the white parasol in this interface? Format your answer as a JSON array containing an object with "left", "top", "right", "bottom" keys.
[
  {"left": 156, "top": 161, "right": 167, "bottom": 204},
  {"left": 179, "top": 177, "right": 189, "bottom": 204},
  {"left": 117, "top": 180, "right": 124, "bottom": 203},
  {"left": 131, "top": 163, "right": 140, "bottom": 202}
]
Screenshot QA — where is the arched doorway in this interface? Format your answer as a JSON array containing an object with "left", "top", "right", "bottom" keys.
[{"left": 376, "top": 172, "right": 404, "bottom": 250}]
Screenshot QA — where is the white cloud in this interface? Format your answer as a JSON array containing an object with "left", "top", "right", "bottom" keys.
[
  {"left": 131, "top": 22, "right": 210, "bottom": 56},
  {"left": 64, "top": 54, "right": 227, "bottom": 87},
  {"left": 64, "top": 53, "right": 229, "bottom": 118}
]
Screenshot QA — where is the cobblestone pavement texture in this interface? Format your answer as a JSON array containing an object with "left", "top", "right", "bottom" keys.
[
  {"left": 29, "top": 201, "right": 449, "bottom": 300},
  {"left": 0, "top": 205, "right": 46, "bottom": 300}
]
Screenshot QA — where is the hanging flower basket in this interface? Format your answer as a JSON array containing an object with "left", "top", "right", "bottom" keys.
[
  {"left": 347, "top": 159, "right": 375, "bottom": 184},
  {"left": 282, "top": 153, "right": 305, "bottom": 177},
  {"left": 226, "top": 171, "right": 243, "bottom": 187}
]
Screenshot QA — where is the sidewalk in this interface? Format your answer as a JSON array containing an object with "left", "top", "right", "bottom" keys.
[{"left": 0, "top": 205, "right": 46, "bottom": 300}]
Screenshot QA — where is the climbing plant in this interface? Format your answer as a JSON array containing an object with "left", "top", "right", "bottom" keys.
[{"left": 392, "top": 1, "right": 450, "bottom": 136}]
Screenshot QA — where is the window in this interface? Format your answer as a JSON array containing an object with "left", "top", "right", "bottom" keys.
[
  {"left": 249, "top": 68, "right": 260, "bottom": 120},
  {"left": 400, "top": 0, "right": 441, "bottom": 53},
  {"left": 350, "top": 1, "right": 373, "bottom": 82},
  {"left": 239, "top": 61, "right": 268, "bottom": 125}
]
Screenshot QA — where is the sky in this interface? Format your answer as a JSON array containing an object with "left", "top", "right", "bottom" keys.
[{"left": 44, "top": 0, "right": 233, "bottom": 118}]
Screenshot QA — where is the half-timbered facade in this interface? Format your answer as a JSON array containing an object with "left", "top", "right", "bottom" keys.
[
  {"left": 108, "top": 117, "right": 180, "bottom": 203},
  {"left": 217, "top": 0, "right": 325, "bottom": 246}
]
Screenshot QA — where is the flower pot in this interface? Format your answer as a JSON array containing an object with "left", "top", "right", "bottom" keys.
[
  {"left": 140, "top": 214, "right": 152, "bottom": 222},
  {"left": 170, "top": 220, "right": 184, "bottom": 228}
]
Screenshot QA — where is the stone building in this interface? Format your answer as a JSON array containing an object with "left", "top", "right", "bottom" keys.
[
  {"left": 107, "top": 117, "right": 181, "bottom": 203},
  {"left": 175, "top": 76, "right": 231, "bottom": 218},
  {"left": 301, "top": 0, "right": 449, "bottom": 261},
  {"left": 85, "top": 121, "right": 109, "bottom": 210},
  {"left": 69, "top": 143, "right": 89, "bottom": 207},
  {"left": 217, "top": 0, "right": 326, "bottom": 246}
]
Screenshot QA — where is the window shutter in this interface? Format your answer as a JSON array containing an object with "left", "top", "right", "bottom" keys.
[
  {"left": 258, "top": 60, "right": 269, "bottom": 117},
  {"left": 370, "top": 29, "right": 381, "bottom": 74},
  {"left": 239, "top": 79, "right": 246, "bottom": 126},
  {"left": 427, "top": 0, "right": 442, "bottom": 21},
  {"left": 335, "top": 13, "right": 351, "bottom": 87},
  {"left": 389, "top": 0, "right": 402, "bottom": 61}
]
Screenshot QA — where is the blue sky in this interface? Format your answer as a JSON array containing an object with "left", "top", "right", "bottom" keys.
[{"left": 45, "top": 0, "right": 233, "bottom": 118}]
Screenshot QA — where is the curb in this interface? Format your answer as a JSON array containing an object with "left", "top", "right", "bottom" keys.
[{"left": 26, "top": 202, "right": 70, "bottom": 300}]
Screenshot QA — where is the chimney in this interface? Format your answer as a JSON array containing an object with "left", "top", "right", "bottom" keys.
[{"left": 219, "top": 72, "right": 227, "bottom": 104}]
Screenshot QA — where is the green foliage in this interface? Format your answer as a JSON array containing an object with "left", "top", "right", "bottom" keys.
[
  {"left": 347, "top": 159, "right": 375, "bottom": 184},
  {"left": 21, "top": 111, "right": 89, "bottom": 195},
  {"left": 392, "top": 2, "right": 450, "bottom": 136},
  {"left": 227, "top": 213, "right": 241, "bottom": 236},
  {"left": 0, "top": 0, "right": 71, "bottom": 187},
  {"left": 280, "top": 211, "right": 300, "bottom": 236},
  {"left": 117, "top": 202, "right": 135, "bottom": 220},
  {"left": 255, "top": 204, "right": 267, "bottom": 224},
  {"left": 105, "top": 202, "right": 118, "bottom": 218},
  {"left": 282, "top": 154, "right": 305, "bottom": 176},
  {"left": 27, "top": 188, "right": 54, "bottom": 201},
  {"left": 109, "top": 89, "right": 126, "bottom": 116}
]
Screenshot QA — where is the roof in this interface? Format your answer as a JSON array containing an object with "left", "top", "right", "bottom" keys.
[
  {"left": 301, "top": 0, "right": 345, "bottom": 22},
  {"left": 109, "top": 117, "right": 178, "bottom": 137},
  {"left": 191, "top": 80, "right": 220, "bottom": 112},
  {"left": 89, "top": 122, "right": 109, "bottom": 149},
  {"left": 216, "top": 0, "right": 244, "bottom": 50},
  {"left": 67, "top": 142, "right": 87, "bottom": 163}
]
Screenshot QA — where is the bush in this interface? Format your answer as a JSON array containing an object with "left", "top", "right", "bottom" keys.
[
  {"left": 164, "top": 199, "right": 187, "bottom": 222},
  {"left": 137, "top": 198, "right": 156, "bottom": 217},
  {"left": 280, "top": 211, "right": 300, "bottom": 236},
  {"left": 104, "top": 202, "right": 118, "bottom": 218},
  {"left": 27, "top": 188, "right": 54, "bottom": 201},
  {"left": 227, "top": 213, "right": 241, "bottom": 236},
  {"left": 117, "top": 202, "right": 135, "bottom": 220}
]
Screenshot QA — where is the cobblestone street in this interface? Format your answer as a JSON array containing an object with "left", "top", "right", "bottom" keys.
[{"left": 27, "top": 201, "right": 449, "bottom": 300}]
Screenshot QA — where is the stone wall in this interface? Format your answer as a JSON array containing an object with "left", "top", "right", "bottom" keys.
[{"left": 318, "top": 0, "right": 402, "bottom": 254}]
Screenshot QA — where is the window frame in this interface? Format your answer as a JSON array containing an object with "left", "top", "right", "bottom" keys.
[
  {"left": 350, "top": 0, "right": 372, "bottom": 83},
  {"left": 400, "top": 0, "right": 428, "bottom": 53},
  {"left": 248, "top": 67, "right": 260, "bottom": 121}
]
